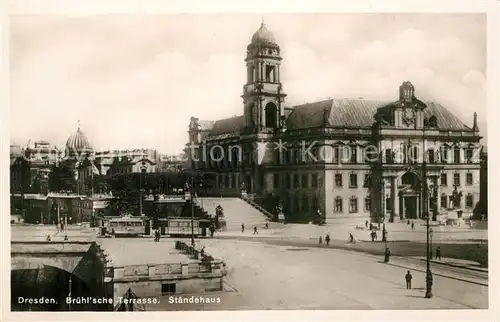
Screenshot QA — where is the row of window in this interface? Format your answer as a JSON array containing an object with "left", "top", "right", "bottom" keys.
[
  {"left": 275, "top": 173, "right": 319, "bottom": 189},
  {"left": 197, "top": 145, "right": 478, "bottom": 169},
  {"left": 441, "top": 172, "right": 474, "bottom": 186},
  {"left": 332, "top": 193, "right": 476, "bottom": 214},
  {"left": 333, "top": 196, "right": 371, "bottom": 213}
]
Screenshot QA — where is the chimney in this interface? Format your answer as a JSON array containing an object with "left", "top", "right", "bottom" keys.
[{"left": 472, "top": 112, "right": 479, "bottom": 132}]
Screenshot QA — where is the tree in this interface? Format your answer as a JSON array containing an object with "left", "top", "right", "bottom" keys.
[
  {"left": 106, "top": 173, "right": 140, "bottom": 216},
  {"left": 48, "top": 160, "right": 77, "bottom": 192},
  {"left": 84, "top": 174, "right": 109, "bottom": 194}
]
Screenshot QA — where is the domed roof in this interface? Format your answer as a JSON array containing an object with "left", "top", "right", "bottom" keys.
[
  {"left": 66, "top": 123, "right": 93, "bottom": 152},
  {"left": 251, "top": 22, "right": 276, "bottom": 45}
]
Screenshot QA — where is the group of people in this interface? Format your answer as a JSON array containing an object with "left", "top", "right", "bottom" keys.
[
  {"left": 154, "top": 229, "right": 161, "bottom": 242},
  {"left": 318, "top": 233, "right": 331, "bottom": 245},
  {"left": 241, "top": 223, "right": 262, "bottom": 235},
  {"left": 407, "top": 220, "right": 415, "bottom": 230}
]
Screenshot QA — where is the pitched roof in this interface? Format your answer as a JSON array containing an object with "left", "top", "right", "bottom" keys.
[
  {"left": 208, "top": 116, "right": 245, "bottom": 136},
  {"left": 201, "top": 98, "right": 472, "bottom": 139},
  {"left": 286, "top": 99, "right": 471, "bottom": 131}
]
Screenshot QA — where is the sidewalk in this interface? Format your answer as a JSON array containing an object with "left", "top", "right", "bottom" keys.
[{"left": 416, "top": 257, "right": 488, "bottom": 273}]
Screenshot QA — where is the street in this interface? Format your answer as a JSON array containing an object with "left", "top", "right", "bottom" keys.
[{"left": 147, "top": 238, "right": 488, "bottom": 310}]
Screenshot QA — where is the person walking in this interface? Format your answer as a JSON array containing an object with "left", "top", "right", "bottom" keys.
[
  {"left": 348, "top": 233, "right": 355, "bottom": 244},
  {"left": 411, "top": 222, "right": 415, "bottom": 230},
  {"left": 200, "top": 246, "right": 205, "bottom": 258},
  {"left": 365, "top": 220, "right": 369, "bottom": 229},
  {"left": 46, "top": 234, "right": 51, "bottom": 242},
  {"left": 370, "top": 230, "right": 376, "bottom": 242},
  {"left": 319, "top": 236, "right": 323, "bottom": 245},
  {"left": 384, "top": 247, "right": 391, "bottom": 263},
  {"left": 241, "top": 223, "right": 245, "bottom": 233},
  {"left": 325, "top": 234, "right": 331, "bottom": 246},
  {"left": 435, "top": 246, "right": 442, "bottom": 260},
  {"left": 253, "top": 226, "right": 258, "bottom": 235},
  {"left": 405, "top": 270, "right": 413, "bottom": 289}
]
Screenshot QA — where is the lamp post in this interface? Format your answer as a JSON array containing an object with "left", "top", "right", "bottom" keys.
[
  {"left": 422, "top": 124, "right": 433, "bottom": 299},
  {"left": 190, "top": 174, "right": 195, "bottom": 246}
]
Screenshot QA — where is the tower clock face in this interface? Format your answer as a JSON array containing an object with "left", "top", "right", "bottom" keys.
[{"left": 402, "top": 108, "right": 416, "bottom": 126}]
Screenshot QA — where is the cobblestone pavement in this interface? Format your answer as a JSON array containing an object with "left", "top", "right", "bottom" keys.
[{"left": 148, "top": 238, "right": 488, "bottom": 310}]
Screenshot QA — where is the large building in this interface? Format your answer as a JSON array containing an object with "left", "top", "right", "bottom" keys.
[{"left": 186, "top": 21, "right": 483, "bottom": 223}]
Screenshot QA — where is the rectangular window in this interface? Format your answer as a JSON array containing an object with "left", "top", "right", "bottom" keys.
[
  {"left": 440, "top": 173, "right": 447, "bottom": 186},
  {"left": 440, "top": 147, "right": 449, "bottom": 163},
  {"left": 334, "top": 198, "right": 343, "bottom": 213},
  {"left": 364, "top": 197, "right": 371, "bottom": 212},
  {"left": 311, "top": 174, "right": 318, "bottom": 188},
  {"left": 385, "top": 149, "right": 393, "bottom": 164},
  {"left": 293, "top": 174, "right": 299, "bottom": 188},
  {"left": 274, "top": 174, "right": 280, "bottom": 189},
  {"left": 349, "top": 173, "right": 358, "bottom": 188},
  {"left": 454, "top": 147, "right": 461, "bottom": 164},
  {"left": 453, "top": 173, "right": 460, "bottom": 186},
  {"left": 385, "top": 198, "right": 391, "bottom": 212},
  {"left": 465, "top": 149, "right": 474, "bottom": 163},
  {"left": 349, "top": 198, "right": 358, "bottom": 213},
  {"left": 162, "top": 283, "right": 176, "bottom": 295},
  {"left": 363, "top": 174, "right": 371, "bottom": 188},
  {"left": 466, "top": 195, "right": 474, "bottom": 208},
  {"left": 302, "top": 174, "right": 308, "bottom": 188},
  {"left": 440, "top": 195, "right": 447, "bottom": 209},
  {"left": 428, "top": 149, "right": 435, "bottom": 163},
  {"left": 350, "top": 147, "right": 358, "bottom": 164},
  {"left": 333, "top": 146, "right": 340, "bottom": 164},
  {"left": 466, "top": 173, "right": 473, "bottom": 186},
  {"left": 335, "top": 174, "right": 343, "bottom": 187}
]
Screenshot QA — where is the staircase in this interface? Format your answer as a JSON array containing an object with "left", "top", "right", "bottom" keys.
[{"left": 198, "top": 198, "right": 269, "bottom": 231}]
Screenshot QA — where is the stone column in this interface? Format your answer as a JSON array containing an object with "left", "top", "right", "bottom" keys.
[
  {"left": 381, "top": 178, "right": 386, "bottom": 222},
  {"left": 435, "top": 176, "right": 441, "bottom": 214},
  {"left": 390, "top": 177, "right": 397, "bottom": 222}
]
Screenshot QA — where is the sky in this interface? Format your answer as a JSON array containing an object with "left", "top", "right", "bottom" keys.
[{"left": 9, "top": 13, "right": 487, "bottom": 154}]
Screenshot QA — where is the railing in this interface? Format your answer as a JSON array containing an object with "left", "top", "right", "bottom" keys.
[{"left": 240, "top": 195, "right": 273, "bottom": 220}]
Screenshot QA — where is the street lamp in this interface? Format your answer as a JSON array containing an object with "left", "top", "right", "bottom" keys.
[{"left": 422, "top": 126, "right": 433, "bottom": 299}]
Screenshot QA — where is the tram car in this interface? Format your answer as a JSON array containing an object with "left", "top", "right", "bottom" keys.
[
  {"left": 165, "top": 218, "right": 210, "bottom": 237},
  {"left": 108, "top": 216, "right": 146, "bottom": 237}
]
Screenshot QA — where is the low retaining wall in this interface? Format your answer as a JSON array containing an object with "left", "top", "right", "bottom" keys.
[{"left": 111, "top": 242, "right": 225, "bottom": 303}]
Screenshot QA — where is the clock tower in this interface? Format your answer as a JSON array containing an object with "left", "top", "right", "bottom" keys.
[
  {"left": 393, "top": 81, "right": 426, "bottom": 129},
  {"left": 242, "top": 20, "right": 287, "bottom": 133}
]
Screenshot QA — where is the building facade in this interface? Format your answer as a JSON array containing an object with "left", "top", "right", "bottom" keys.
[{"left": 186, "top": 22, "right": 483, "bottom": 223}]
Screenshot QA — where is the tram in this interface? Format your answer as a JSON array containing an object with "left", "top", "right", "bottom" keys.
[
  {"left": 108, "top": 215, "right": 145, "bottom": 237},
  {"left": 165, "top": 218, "right": 210, "bottom": 237}
]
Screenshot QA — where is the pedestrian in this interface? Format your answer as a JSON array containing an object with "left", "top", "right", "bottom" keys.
[
  {"left": 369, "top": 223, "right": 373, "bottom": 231},
  {"left": 46, "top": 234, "right": 51, "bottom": 242},
  {"left": 241, "top": 223, "right": 245, "bottom": 233},
  {"left": 200, "top": 246, "right": 205, "bottom": 258},
  {"left": 405, "top": 270, "right": 413, "bottom": 289},
  {"left": 370, "top": 230, "right": 376, "bottom": 242},
  {"left": 384, "top": 247, "right": 391, "bottom": 263},
  {"left": 348, "top": 233, "right": 354, "bottom": 243},
  {"left": 365, "top": 220, "right": 369, "bottom": 229},
  {"left": 411, "top": 222, "right": 415, "bottom": 230},
  {"left": 374, "top": 231, "right": 378, "bottom": 241},
  {"left": 407, "top": 220, "right": 410, "bottom": 225},
  {"left": 319, "top": 236, "right": 323, "bottom": 245},
  {"left": 435, "top": 246, "right": 441, "bottom": 260},
  {"left": 253, "top": 226, "right": 258, "bottom": 235},
  {"left": 64, "top": 234, "right": 68, "bottom": 241},
  {"left": 210, "top": 225, "right": 215, "bottom": 238},
  {"left": 157, "top": 229, "right": 161, "bottom": 242},
  {"left": 265, "top": 222, "right": 269, "bottom": 229},
  {"left": 325, "top": 234, "right": 330, "bottom": 246}
]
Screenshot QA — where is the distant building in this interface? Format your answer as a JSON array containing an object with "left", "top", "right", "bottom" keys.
[
  {"left": 156, "top": 153, "right": 186, "bottom": 172},
  {"left": 477, "top": 146, "right": 487, "bottom": 217}
]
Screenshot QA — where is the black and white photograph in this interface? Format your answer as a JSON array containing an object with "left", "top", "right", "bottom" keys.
[{"left": 3, "top": 0, "right": 498, "bottom": 319}]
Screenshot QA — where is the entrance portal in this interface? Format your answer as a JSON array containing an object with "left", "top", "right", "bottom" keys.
[{"left": 404, "top": 196, "right": 418, "bottom": 219}]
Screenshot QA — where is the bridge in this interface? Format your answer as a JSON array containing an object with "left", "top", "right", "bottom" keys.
[{"left": 11, "top": 240, "right": 111, "bottom": 311}]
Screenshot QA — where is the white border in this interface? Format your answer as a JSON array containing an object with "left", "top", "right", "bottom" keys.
[{"left": 1, "top": 1, "right": 499, "bottom": 321}]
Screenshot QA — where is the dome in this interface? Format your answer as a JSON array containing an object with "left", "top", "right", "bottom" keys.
[
  {"left": 251, "top": 22, "right": 276, "bottom": 45},
  {"left": 66, "top": 125, "right": 93, "bottom": 152}
]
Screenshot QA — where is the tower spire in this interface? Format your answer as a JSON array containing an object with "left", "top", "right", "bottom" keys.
[
  {"left": 472, "top": 112, "right": 479, "bottom": 131},
  {"left": 77, "top": 120, "right": 81, "bottom": 131},
  {"left": 261, "top": 16, "right": 265, "bottom": 27}
]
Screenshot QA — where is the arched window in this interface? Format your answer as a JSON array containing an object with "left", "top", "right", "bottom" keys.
[
  {"left": 428, "top": 116, "right": 438, "bottom": 127},
  {"left": 265, "top": 102, "right": 278, "bottom": 128}
]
